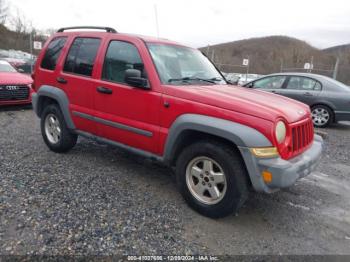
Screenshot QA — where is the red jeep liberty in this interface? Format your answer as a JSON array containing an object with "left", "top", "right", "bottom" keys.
[{"left": 32, "top": 27, "right": 323, "bottom": 218}]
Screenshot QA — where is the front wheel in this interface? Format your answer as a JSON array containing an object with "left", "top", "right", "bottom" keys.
[
  {"left": 176, "top": 141, "right": 249, "bottom": 218},
  {"left": 41, "top": 104, "right": 77, "bottom": 153}
]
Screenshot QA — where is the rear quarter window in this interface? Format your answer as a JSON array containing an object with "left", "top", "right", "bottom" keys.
[{"left": 41, "top": 37, "right": 67, "bottom": 70}]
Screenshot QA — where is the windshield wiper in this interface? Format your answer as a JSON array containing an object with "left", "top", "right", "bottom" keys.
[
  {"left": 209, "top": 77, "right": 225, "bottom": 82},
  {"left": 168, "top": 77, "right": 216, "bottom": 84}
]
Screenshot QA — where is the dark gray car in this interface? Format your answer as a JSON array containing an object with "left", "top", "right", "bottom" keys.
[{"left": 243, "top": 73, "right": 350, "bottom": 127}]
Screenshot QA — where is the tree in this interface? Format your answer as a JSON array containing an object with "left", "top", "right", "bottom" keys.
[
  {"left": 10, "top": 9, "right": 29, "bottom": 34},
  {"left": 0, "top": 0, "right": 8, "bottom": 25}
]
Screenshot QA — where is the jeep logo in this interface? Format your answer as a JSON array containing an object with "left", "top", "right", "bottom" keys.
[{"left": 6, "top": 86, "right": 18, "bottom": 90}]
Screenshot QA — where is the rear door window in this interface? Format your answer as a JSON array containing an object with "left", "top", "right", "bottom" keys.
[
  {"left": 286, "top": 76, "right": 321, "bottom": 90},
  {"left": 63, "top": 37, "right": 101, "bottom": 77},
  {"left": 41, "top": 37, "right": 67, "bottom": 70}
]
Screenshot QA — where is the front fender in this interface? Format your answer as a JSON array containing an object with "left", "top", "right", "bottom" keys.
[{"left": 163, "top": 114, "right": 272, "bottom": 162}]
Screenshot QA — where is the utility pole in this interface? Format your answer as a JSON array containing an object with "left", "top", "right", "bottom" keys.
[
  {"left": 206, "top": 45, "right": 210, "bottom": 57},
  {"left": 29, "top": 30, "right": 33, "bottom": 72},
  {"left": 280, "top": 58, "right": 283, "bottom": 72},
  {"left": 310, "top": 56, "right": 314, "bottom": 73},
  {"left": 333, "top": 57, "right": 339, "bottom": 80},
  {"left": 246, "top": 55, "right": 249, "bottom": 82},
  {"left": 211, "top": 49, "right": 215, "bottom": 62}
]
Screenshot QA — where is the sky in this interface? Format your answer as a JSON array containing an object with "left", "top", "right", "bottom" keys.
[{"left": 6, "top": 0, "right": 350, "bottom": 49}]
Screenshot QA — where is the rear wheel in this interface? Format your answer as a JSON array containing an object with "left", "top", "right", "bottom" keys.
[
  {"left": 176, "top": 140, "right": 249, "bottom": 218},
  {"left": 41, "top": 104, "right": 77, "bottom": 152},
  {"left": 311, "top": 105, "right": 333, "bottom": 128}
]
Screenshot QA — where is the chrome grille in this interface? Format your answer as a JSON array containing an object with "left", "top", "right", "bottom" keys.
[
  {"left": 291, "top": 118, "right": 314, "bottom": 156},
  {"left": 0, "top": 85, "right": 29, "bottom": 101}
]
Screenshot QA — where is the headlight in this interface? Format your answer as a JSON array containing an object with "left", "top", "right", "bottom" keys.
[{"left": 275, "top": 121, "right": 286, "bottom": 143}]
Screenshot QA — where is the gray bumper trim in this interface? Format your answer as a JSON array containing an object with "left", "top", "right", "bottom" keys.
[
  {"left": 334, "top": 111, "right": 350, "bottom": 122},
  {"left": 72, "top": 111, "right": 153, "bottom": 137},
  {"left": 239, "top": 135, "right": 323, "bottom": 193},
  {"left": 31, "top": 93, "right": 38, "bottom": 115}
]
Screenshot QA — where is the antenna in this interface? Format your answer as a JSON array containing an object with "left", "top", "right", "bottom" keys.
[{"left": 154, "top": 4, "right": 160, "bottom": 38}]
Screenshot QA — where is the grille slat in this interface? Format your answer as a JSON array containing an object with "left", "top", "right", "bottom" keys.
[
  {"left": 290, "top": 119, "right": 313, "bottom": 157},
  {"left": 0, "top": 85, "right": 29, "bottom": 101}
]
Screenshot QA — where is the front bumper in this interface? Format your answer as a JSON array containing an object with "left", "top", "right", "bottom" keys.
[
  {"left": 0, "top": 87, "right": 33, "bottom": 106},
  {"left": 0, "top": 99, "right": 32, "bottom": 106},
  {"left": 239, "top": 135, "right": 323, "bottom": 193}
]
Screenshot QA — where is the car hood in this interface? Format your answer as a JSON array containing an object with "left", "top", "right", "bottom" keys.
[
  {"left": 0, "top": 72, "right": 32, "bottom": 85},
  {"left": 165, "top": 84, "right": 310, "bottom": 123}
]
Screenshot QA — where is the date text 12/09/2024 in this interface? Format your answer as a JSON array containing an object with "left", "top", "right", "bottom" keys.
[{"left": 127, "top": 255, "right": 219, "bottom": 261}]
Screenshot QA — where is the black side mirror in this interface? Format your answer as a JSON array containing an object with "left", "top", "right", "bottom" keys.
[
  {"left": 246, "top": 82, "right": 254, "bottom": 88},
  {"left": 125, "top": 69, "right": 149, "bottom": 89}
]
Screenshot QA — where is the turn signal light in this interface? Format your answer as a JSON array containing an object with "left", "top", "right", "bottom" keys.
[{"left": 262, "top": 171, "right": 273, "bottom": 183}]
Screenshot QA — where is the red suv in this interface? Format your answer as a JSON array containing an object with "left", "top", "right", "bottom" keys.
[{"left": 32, "top": 27, "right": 323, "bottom": 218}]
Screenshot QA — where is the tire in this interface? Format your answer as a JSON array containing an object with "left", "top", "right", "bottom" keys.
[
  {"left": 175, "top": 140, "right": 249, "bottom": 218},
  {"left": 40, "top": 103, "right": 77, "bottom": 153},
  {"left": 311, "top": 105, "right": 333, "bottom": 128}
]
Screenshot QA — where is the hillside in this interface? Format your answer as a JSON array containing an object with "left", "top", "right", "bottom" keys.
[
  {"left": 0, "top": 24, "right": 45, "bottom": 56},
  {"left": 324, "top": 44, "right": 350, "bottom": 83},
  {"left": 199, "top": 36, "right": 350, "bottom": 84},
  {"left": 324, "top": 43, "right": 350, "bottom": 54}
]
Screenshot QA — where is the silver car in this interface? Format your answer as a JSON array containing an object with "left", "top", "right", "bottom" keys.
[{"left": 243, "top": 72, "right": 350, "bottom": 127}]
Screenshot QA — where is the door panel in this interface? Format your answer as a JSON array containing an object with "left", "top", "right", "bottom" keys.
[
  {"left": 280, "top": 76, "right": 321, "bottom": 105},
  {"left": 58, "top": 37, "right": 102, "bottom": 135},
  {"left": 60, "top": 74, "right": 97, "bottom": 133},
  {"left": 93, "top": 39, "right": 161, "bottom": 154}
]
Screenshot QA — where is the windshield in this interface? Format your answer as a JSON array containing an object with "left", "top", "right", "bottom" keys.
[
  {"left": 147, "top": 43, "right": 225, "bottom": 85},
  {"left": 0, "top": 60, "right": 17, "bottom": 73}
]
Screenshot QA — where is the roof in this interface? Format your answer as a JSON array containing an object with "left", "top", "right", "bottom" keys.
[
  {"left": 260, "top": 72, "right": 333, "bottom": 82},
  {"left": 54, "top": 27, "right": 187, "bottom": 47},
  {"left": 121, "top": 33, "right": 186, "bottom": 46}
]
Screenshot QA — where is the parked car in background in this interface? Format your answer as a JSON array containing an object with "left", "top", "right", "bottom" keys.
[
  {"left": 243, "top": 73, "right": 350, "bottom": 127},
  {"left": 238, "top": 74, "right": 263, "bottom": 85},
  {"left": 224, "top": 73, "right": 241, "bottom": 85},
  {"left": 2, "top": 57, "right": 26, "bottom": 69},
  {"left": 0, "top": 60, "right": 33, "bottom": 106},
  {"left": 16, "top": 58, "right": 36, "bottom": 74}
]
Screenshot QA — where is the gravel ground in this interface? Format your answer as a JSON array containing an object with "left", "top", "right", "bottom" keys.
[{"left": 1, "top": 106, "right": 350, "bottom": 256}]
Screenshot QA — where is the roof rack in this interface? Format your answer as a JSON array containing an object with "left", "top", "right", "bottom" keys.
[{"left": 57, "top": 26, "right": 117, "bottom": 33}]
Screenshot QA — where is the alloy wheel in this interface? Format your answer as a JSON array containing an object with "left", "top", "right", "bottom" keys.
[
  {"left": 311, "top": 107, "right": 330, "bottom": 127},
  {"left": 185, "top": 156, "right": 227, "bottom": 205},
  {"left": 44, "top": 113, "right": 61, "bottom": 144}
]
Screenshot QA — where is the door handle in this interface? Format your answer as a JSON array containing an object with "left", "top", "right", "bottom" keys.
[
  {"left": 56, "top": 77, "right": 67, "bottom": 84},
  {"left": 304, "top": 92, "right": 313, "bottom": 96},
  {"left": 97, "top": 86, "right": 113, "bottom": 94},
  {"left": 271, "top": 90, "right": 278, "bottom": 93}
]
